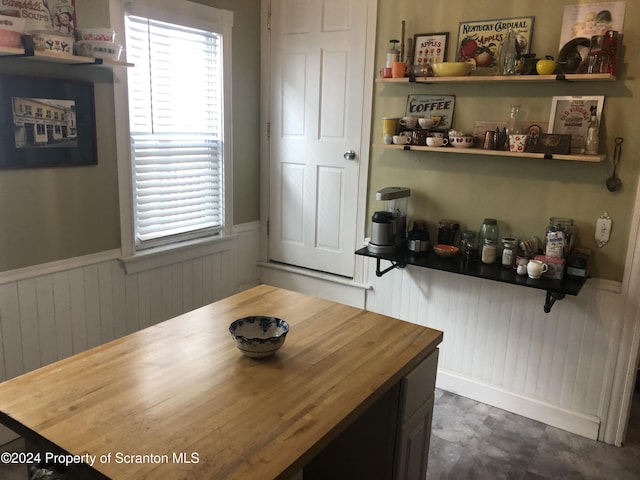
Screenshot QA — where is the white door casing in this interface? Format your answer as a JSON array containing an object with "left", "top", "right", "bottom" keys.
[{"left": 267, "top": 0, "right": 372, "bottom": 277}]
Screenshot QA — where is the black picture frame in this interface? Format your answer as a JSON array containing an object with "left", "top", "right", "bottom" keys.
[{"left": 0, "top": 74, "right": 97, "bottom": 169}]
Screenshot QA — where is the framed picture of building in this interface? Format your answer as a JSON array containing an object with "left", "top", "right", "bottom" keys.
[{"left": 0, "top": 75, "right": 96, "bottom": 169}]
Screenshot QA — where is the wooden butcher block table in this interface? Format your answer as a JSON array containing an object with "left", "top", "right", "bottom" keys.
[{"left": 0, "top": 285, "right": 442, "bottom": 479}]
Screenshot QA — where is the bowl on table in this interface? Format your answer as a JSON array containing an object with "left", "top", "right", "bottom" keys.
[
  {"left": 229, "top": 316, "right": 290, "bottom": 358},
  {"left": 431, "top": 62, "right": 472, "bottom": 77},
  {"left": 433, "top": 244, "right": 459, "bottom": 258}
]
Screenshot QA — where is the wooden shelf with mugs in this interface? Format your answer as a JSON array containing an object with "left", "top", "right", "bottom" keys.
[
  {"left": 374, "top": 143, "right": 605, "bottom": 163},
  {"left": 375, "top": 73, "right": 616, "bottom": 84}
]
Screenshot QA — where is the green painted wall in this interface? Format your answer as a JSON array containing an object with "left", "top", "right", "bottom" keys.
[
  {"left": 371, "top": 0, "right": 639, "bottom": 281},
  {"left": 0, "top": 0, "right": 261, "bottom": 272}
]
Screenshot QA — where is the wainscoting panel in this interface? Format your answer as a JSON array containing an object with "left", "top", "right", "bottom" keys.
[
  {"left": 0, "top": 227, "right": 260, "bottom": 388},
  {"left": 363, "top": 259, "right": 623, "bottom": 440}
]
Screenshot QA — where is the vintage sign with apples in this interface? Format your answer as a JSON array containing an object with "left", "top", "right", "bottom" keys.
[{"left": 456, "top": 16, "right": 535, "bottom": 75}]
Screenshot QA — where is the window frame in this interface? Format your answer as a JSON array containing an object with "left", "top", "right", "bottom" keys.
[{"left": 110, "top": 0, "right": 234, "bottom": 262}]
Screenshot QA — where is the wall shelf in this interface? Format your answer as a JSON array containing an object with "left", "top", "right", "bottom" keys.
[
  {"left": 355, "top": 246, "right": 586, "bottom": 313},
  {"left": 376, "top": 73, "right": 616, "bottom": 84},
  {"left": 0, "top": 46, "right": 132, "bottom": 67},
  {"left": 374, "top": 143, "right": 605, "bottom": 162}
]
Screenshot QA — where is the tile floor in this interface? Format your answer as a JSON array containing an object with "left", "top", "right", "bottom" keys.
[
  {"left": 427, "top": 385, "right": 640, "bottom": 480},
  {"left": 1, "top": 384, "right": 639, "bottom": 480}
]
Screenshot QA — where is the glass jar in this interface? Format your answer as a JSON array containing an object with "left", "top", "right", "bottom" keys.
[
  {"left": 460, "top": 230, "right": 479, "bottom": 262},
  {"left": 479, "top": 218, "right": 499, "bottom": 264},
  {"left": 545, "top": 217, "right": 575, "bottom": 258},
  {"left": 501, "top": 237, "right": 518, "bottom": 267},
  {"left": 481, "top": 239, "right": 497, "bottom": 264}
]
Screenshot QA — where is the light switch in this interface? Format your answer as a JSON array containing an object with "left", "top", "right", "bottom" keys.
[{"left": 595, "top": 212, "right": 612, "bottom": 248}]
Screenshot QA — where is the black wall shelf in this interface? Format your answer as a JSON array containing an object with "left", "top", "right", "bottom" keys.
[{"left": 355, "top": 246, "right": 586, "bottom": 313}]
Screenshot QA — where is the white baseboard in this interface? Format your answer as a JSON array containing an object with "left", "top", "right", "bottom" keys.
[{"left": 436, "top": 369, "right": 601, "bottom": 440}]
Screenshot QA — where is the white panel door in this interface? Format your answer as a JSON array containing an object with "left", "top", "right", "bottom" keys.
[{"left": 268, "top": 0, "right": 370, "bottom": 277}]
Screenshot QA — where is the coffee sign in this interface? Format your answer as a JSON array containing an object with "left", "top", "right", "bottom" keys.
[{"left": 405, "top": 95, "right": 456, "bottom": 131}]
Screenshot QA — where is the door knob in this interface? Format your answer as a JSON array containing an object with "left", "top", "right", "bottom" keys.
[{"left": 343, "top": 150, "right": 356, "bottom": 161}]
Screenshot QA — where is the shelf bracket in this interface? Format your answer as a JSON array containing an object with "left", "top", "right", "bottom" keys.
[
  {"left": 375, "top": 257, "right": 405, "bottom": 277},
  {"left": 544, "top": 291, "right": 566, "bottom": 313}
]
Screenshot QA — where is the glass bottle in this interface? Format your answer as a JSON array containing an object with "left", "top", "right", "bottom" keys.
[
  {"left": 583, "top": 106, "right": 599, "bottom": 155},
  {"left": 501, "top": 237, "right": 518, "bottom": 267},
  {"left": 505, "top": 104, "right": 522, "bottom": 135},
  {"left": 479, "top": 218, "right": 499, "bottom": 264},
  {"left": 499, "top": 28, "right": 519, "bottom": 76}
]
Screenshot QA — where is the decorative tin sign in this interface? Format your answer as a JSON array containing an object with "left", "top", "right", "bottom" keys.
[
  {"left": 456, "top": 16, "right": 535, "bottom": 75},
  {"left": 405, "top": 94, "right": 455, "bottom": 131}
]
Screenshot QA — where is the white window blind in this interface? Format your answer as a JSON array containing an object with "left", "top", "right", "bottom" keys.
[{"left": 125, "top": 14, "right": 224, "bottom": 248}]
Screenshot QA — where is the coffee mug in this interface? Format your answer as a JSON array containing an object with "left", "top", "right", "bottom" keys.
[
  {"left": 393, "top": 135, "right": 411, "bottom": 145},
  {"left": 380, "top": 67, "right": 392, "bottom": 78},
  {"left": 399, "top": 116, "right": 420, "bottom": 129},
  {"left": 509, "top": 134, "right": 529, "bottom": 153},
  {"left": 527, "top": 260, "right": 548, "bottom": 279},
  {"left": 426, "top": 137, "right": 448, "bottom": 147},
  {"left": 412, "top": 130, "right": 429, "bottom": 146},
  {"left": 392, "top": 61, "right": 409, "bottom": 78}
]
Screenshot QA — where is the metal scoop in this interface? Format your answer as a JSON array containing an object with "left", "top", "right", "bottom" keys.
[{"left": 606, "top": 137, "right": 623, "bottom": 192}]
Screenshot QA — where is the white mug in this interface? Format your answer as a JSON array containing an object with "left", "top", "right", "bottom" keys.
[
  {"left": 393, "top": 135, "right": 411, "bottom": 145},
  {"left": 527, "top": 260, "right": 548, "bottom": 279},
  {"left": 426, "top": 137, "right": 448, "bottom": 147},
  {"left": 399, "top": 116, "right": 421, "bottom": 129}
]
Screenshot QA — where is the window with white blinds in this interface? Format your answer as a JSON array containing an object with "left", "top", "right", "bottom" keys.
[{"left": 125, "top": 13, "right": 224, "bottom": 249}]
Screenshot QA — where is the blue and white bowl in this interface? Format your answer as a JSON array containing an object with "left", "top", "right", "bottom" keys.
[{"left": 229, "top": 316, "right": 289, "bottom": 358}]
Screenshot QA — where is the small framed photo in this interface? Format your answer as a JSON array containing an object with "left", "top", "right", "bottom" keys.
[
  {"left": 548, "top": 96, "right": 605, "bottom": 153},
  {"left": 413, "top": 32, "right": 449, "bottom": 66},
  {"left": 0, "top": 74, "right": 97, "bottom": 169}
]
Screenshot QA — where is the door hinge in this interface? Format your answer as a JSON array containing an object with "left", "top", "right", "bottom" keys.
[
  {"left": 267, "top": 11, "right": 272, "bottom": 30},
  {"left": 267, "top": 121, "right": 271, "bottom": 139},
  {"left": 267, "top": 220, "right": 270, "bottom": 236}
]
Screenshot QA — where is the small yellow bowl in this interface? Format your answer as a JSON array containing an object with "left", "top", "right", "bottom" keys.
[
  {"left": 433, "top": 244, "right": 460, "bottom": 258},
  {"left": 431, "top": 62, "right": 472, "bottom": 77}
]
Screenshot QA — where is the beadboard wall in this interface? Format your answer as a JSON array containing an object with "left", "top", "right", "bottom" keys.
[
  {"left": 362, "top": 257, "right": 624, "bottom": 441},
  {"left": 0, "top": 223, "right": 260, "bottom": 445}
]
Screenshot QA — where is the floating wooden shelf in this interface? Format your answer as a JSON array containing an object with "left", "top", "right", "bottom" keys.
[
  {"left": 376, "top": 73, "right": 616, "bottom": 84},
  {"left": 374, "top": 143, "right": 606, "bottom": 162},
  {"left": 0, "top": 46, "right": 133, "bottom": 67}
]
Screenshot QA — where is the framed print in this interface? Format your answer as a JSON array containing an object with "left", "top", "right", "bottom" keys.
[
  {"left": 405, "top": 94, "right": 455, "bottom": 131},
  {"left": 0, "top": 75, "right": 97, "bottom": 169},
  {"left": 413, "top": 32, "right": 449, "bottom": 66},
  {"left": 548, "top": 96, "right": 604, "bottom": 154},
  {"left": 559, "top": 2, "right": 626, "bottom": 51},
  {"left": 456, "top": 16, "right": 535, "bottom": 75}
]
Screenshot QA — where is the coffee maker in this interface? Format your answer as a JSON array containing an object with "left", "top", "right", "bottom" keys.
[{"left": 367, "top": 187, "right": 410, "bottom": 254}]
